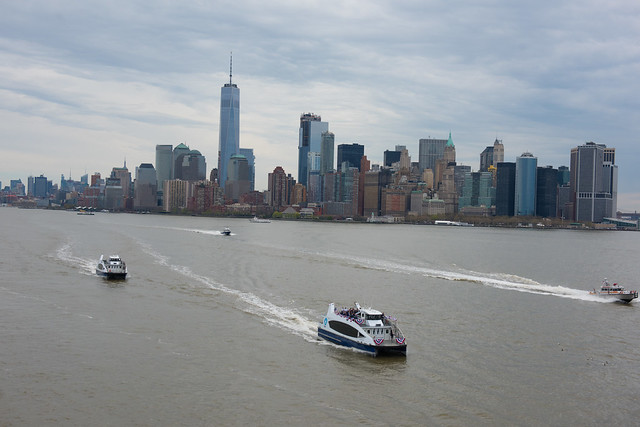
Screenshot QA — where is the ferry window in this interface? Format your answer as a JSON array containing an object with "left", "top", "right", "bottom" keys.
[{"left": 329, "top": 321, "right": 359, "bottom": 338}]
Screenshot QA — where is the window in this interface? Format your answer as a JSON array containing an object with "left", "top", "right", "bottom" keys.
[{"left": 329, "top": 321, "right": 359, "bottom": 338}]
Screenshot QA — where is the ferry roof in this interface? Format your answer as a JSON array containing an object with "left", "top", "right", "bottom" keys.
[{"left": 361, "top": 307, "right": 382, "bottom": 315}]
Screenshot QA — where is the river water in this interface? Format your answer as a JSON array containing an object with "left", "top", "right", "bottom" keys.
[{"left": 1, "top": 208, "right": 639, "bottom": 426}]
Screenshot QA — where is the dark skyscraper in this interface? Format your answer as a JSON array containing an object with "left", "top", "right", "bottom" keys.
[
  {"left": 536, "top": 166, "right": 558, "bottom": 218},
  {"left": 384, "top": 149, "right": 402, "bottom": 167},
  {"left": 496, "top": 162, "right": 516, "bottom": 216},
  {"left": 337, "top": 143, "right": 364, "bottom": 171},
  {"left": 218, "top": 55, "right": 239, "bottom": 190}
]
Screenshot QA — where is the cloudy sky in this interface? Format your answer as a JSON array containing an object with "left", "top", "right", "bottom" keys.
[{"left": 2, "top": 1, "right": 639, "bottom": 209}]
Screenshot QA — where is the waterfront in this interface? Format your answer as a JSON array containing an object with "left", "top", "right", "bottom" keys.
[{"left": 2, "top": 208, "right": 640, "bottom": 426}]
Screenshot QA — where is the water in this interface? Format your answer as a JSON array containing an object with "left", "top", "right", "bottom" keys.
[{"left": 2, "top": 208, "right": 640, "bottom": 426}]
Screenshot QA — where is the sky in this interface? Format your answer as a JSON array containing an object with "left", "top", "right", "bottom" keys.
[{"left": 1, "top": 0, "right": 639, "bottom": 210}]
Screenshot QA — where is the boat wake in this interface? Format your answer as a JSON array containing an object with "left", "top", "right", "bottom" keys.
[
  {"left": 137, "top": 242, "right": 320, "bottom": 341},
  {"left": 54, "top": 243, "right": 97, "bottom": 276},
  {"left": 288, "top": 248, "right": 607, "bottom": 303}
]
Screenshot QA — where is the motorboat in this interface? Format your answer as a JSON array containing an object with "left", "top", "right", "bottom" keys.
[
  {"left": 96, "top": 255, "right": 128, "bottom": 279},
  {"left": 250, "top": 216, "right": 271, "bottom": 223},
  {"left": 318, "top": 302, "right": 407, "bottom": 356},
  {"left": 221, "top": 227, "right": 231, "bottom": 235},
  {"left": 589, "top": 279, "right": 638, "bottom": 302}
]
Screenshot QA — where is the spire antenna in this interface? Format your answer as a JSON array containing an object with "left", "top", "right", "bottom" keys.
[{"left": 229, "top": 51, "right": 233, "bottom": 85}]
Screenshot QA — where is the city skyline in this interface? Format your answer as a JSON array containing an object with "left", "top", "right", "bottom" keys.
[{"left": 1, "top": 1, "right": 639, "bottom": 210}]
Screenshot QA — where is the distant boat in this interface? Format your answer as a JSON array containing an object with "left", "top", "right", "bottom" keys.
[
  {"left": 434, "top": 220, "right": 472, "bottom": 226},
  {"left": 76, "top": 210, "right": 94, "bottom": 215},
  {"left": 589, "top": 279, "right": 638, "bottom": 302},
  {"left": 96, "top": 255, "right": 127, "bottom": 280},
  {"left": 250, "top": 216, "right": 271, "bottom": 223},
  {"left": 221, "top": 227, "right": 231, "bottom": 235}
]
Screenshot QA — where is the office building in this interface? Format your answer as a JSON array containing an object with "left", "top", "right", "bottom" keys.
[
  {"left": 155, "top": 145, "right": 173, "bottom": 188},
  {"left": 298, "top": 113, "right": 328, "bottom": 187},
  {"left": 384, "top": 149, "right": 401, "bottom": 168},
  {"left": 515, "top": 153, "right": 537, "bottom": 216},
  {"left": 536, "top": 166, "right": 558, "bottom": 218},
  {"left": 306, "top": 152, "right": 322, "bottom": 203},
  {"left": 320, "top": 131, "right": 335, "bottom": 177},
  {"left": 218, "top": 56, "right": 240, "bottom": 190},
  {"left": 459, "top": 172, "right": 494, "bottom": 210},
  {"left": 239, "top": 148, "right": 255, "bottom": 191},
  {"left": 557, "top": 166, "right": 570, "bottom": 186},
  {"left": 175, "top": 149, "right": 206, "bottom": 181},
  {"left": 418, "top": 136, "right": 447, "bottom": 172},
  {"left": 225, "top": 154, "right": 250, "bottom": 202},
  {"left": 570, "top": 142, "right": 617, "bottom": 222},
  {"left": 337, "top": 143, "right": 364, "bottom": 171},
  {"left": 480, "top": 146, "right": 494, "bottom": 172},
  {"left": 134, "top": 163, "right": 157, "bottom": 210},
  {"left": 163, "top": 179, "right": 189, "bottom": 212},
  {"left": 496, "top": 162, "right": 516, "bottom": 216},
  {"left": 33, "top": 176, "right": 47, "bottom": 198}
]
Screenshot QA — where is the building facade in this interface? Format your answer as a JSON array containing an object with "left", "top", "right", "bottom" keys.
[
  {"left": 418, "top": 137, "right": 447, "bottom": 173},
  {"left": 218, "top": 62, "right": 240, "bottom": 190},
  {"left": 134, "top": 163, "right": 157, "bottom": 210},
  {"left": 298, "top": 113, "right": 328, "bottom": 187},
  {"left": 515, "top": 153, "right": 537, "bottom": 216},
  {"left": 496, "top": 162, "right": 516, "bottom": 216},
  {"left": 536, "top": 166, "right": 558, "bottom": 218},
  {"left": 337, "top": 143, "right": 364, "bottom": 171},
  {"left": 570, "top": 142, "right": 617, "bottom": 223}
]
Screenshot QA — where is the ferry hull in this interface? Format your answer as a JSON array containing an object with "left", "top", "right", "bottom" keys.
[
  {"left": 96, "top": 269, "right": 127, "bottom": 280},
  {"left": 318, "top": 327, "right": 407, "bottom": 356}
]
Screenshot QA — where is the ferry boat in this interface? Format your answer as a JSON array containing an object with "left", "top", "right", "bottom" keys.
[
  {"left": 250, "top": 216, "right": 271, "bottom": 223},
  {"left": 318, "top": 302, "right": 407, "bottom": 356},
  {"left": 96, "top": 255, "right": 128, "bottom": 279},
  {"left": 589, "top": 279, "right": 638, "bottom": 302}
]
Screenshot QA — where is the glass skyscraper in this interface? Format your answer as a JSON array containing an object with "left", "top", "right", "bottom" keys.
[
  {"left": 218, "top": 59, "right": 240, "bottom": 190},
  {"left": 515, "top": 152, "right": 538, "bottom": 216},
  {"left": 298, "top": 113, "right": 328, "bottom": 187}
]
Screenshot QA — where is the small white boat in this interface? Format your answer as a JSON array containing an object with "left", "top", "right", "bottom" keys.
[
  {"left": 250, "top": 216, "right": 271, "bottom": 223},
  {"left": 589, "top": 279, "right": 638, "bottom": 302},
  {"left": 318, "top": 302, "right": 407, "bottom": 356},
  {"left": 221, "top": 227, "right": 231, "bottom": 235},
  {"left": 96, "top": 255, "right": 127, "bottom": 280}
]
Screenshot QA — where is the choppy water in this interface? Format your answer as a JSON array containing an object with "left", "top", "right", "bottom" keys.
[{"left": 2, "top": 208, "right": 640, "bottom": 426}]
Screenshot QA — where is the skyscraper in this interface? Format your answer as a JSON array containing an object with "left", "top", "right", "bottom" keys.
[
  {"left": 418, "top": 136, "right": 447, "bottom": 173},
  {"left": 225, "top": 154, "right": 250, "bottom": 202},
  {"left": 570, "top": 142, "right": 617, "bottom": 222},
  {"left": 155, "top": 145, "right": 173, "bottom": 188},
  {"left": 298, "top": 113, "right": 328, "bottom": 186},
  {"left": 337, "top": 143, "right": 364, "bottom": 171},
  {"left": 480, "top": 146, "right": 494, "bottom": 172},
  {"left": 496, "top": 162, "right": 516, "bottom": 216},
  {"left": 515, "top": 152, "right": 537, "bottom": 216},
  {"left": 218, "top": 55, "right": 240, "bottom": 190},
  {"left": 239, "top": 148, "right": 255, "bottom": 191},
  {"left": 536, "top": 166, "right": 558, "bottom": 218},
  {"left": 134, "top": 163, "right": 157, "bottom": 210},
  {"left": 320, "top": 131, "right": 335, "bottom": 176}
]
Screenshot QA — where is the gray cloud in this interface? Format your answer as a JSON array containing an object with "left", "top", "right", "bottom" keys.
[{"left": 1, "top": 0, "right": 639, "bottom": 209}]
